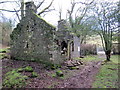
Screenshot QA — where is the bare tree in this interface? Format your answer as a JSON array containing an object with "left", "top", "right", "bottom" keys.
[
  {"left": 67, "top": 0, "right": 94, "bottom": 36},
  {"left": 0, "top": 14, "right": 13, "bottom": 46},
  {"left": 94, "top": 2, "right": 118, "bottom": 61},
  {"left": 66, "top": 0, "right": 94, "bottom": 58}
]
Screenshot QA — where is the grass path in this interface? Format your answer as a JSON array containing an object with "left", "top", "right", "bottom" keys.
[{"left": 80, "top": 54, "right": 119, "bottom": 88}]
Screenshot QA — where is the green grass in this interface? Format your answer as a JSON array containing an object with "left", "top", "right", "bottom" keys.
[
  {"left": 110, "top": 55, "right": 119, "bottom": 64},
  {"left": 81, "top": 55, "right": 119, "bottom": 63},
  {"left": 80, "top": 55, "right": 119, "bottom": 88},
  {"left": 92, "top": 55, "right": 119, "bottom": 88},
  {"left": 82, "top": 55, "right": 102, "bottom": 62}
]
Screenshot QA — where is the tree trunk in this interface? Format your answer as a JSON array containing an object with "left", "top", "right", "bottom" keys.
[{"left": 105, "top": 50, "right": 111, "bottom": 61}]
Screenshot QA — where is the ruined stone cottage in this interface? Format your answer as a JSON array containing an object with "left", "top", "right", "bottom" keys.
[
  {"left": 10, "top": 2, "right": 64, "bottom": 64},
  {"left": 10, "top": 1, "right": 81, "bottom": 65}
]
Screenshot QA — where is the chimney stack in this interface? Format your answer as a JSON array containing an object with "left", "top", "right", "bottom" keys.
[{"left": 25, "top": 1, "right": 37, "bottom": 16}]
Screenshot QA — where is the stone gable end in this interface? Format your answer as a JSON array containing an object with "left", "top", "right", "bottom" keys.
[{"left": 10, "top": 2, "right": 56, "bottom": 63}]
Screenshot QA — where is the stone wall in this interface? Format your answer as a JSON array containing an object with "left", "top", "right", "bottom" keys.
[
  {"left": 56, "top": 19, "right": 72, "bottom": 42},
  {"left": 10, "top": 2, "right": 58, "bottom": 64},
  {"left": 55, "top": 20, "right": 72, "bottom": 58},
  {"left": 72, "top": 36, "right": 81, "bottom": 58},
  {"left": 56, "top": 19, "right": 81, "bottom": 59}
]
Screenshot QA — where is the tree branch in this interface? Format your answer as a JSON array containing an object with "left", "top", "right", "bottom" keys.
[
  {"left": 14, "top": 8, "right": 20, "bottom": 21},
  {"left": 75, "top": 0, "right": 94, "bottom": 5},
  {"left": 0, "top": 9, "right": 20, "bottom": 12},
  {"left": 40, "top": 8, "right": 55, "bottom": 13},
  {"left": 37, "top": 0, "right": 45, "bottom": 9},
  {"left": 38, "top": 0, "right": 54, "bottom": 15},
  {"left": 0, "top": 1, "right": 17, "bottom": 4}
]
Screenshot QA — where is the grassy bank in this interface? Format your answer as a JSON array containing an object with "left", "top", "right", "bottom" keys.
[
  {"left": 92, "top": 55, "right": 119, "bottom": 88},
  {"left": 82, "top": 55, "right": 105, "bottom": 62}
]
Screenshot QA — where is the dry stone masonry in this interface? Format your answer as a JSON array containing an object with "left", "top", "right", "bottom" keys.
[
  {"left": 10, "top": 1, "right": 62, "bottom": 64},
  {"left": 55, "top": 19, "right": 81, "bottom": 59}
]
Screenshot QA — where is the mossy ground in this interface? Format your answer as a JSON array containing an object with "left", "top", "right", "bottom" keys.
[{"left": 3, "top": 70, "right": 28, "bottom": 88}]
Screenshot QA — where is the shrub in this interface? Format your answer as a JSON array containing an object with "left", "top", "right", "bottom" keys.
[
  {"left": 80, "top": 44, "right": 97, "bottom": 56},
  {"left": 3, "top": 70, "right": 28, "bottom": 88}
]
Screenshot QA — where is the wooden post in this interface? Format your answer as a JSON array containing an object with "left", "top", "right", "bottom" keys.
[{"left": 67, "top": 40, "right": 73, "bottom": 60}]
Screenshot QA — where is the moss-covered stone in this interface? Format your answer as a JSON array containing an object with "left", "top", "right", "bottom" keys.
[
  {"left": 17, "top": 68, "right": 24, "bottom": 72},
  {"left": 24, "top": 66, "right": 33, "bottom": 72},
  {"left": 56, "top": 70, "right": 63, "bottom": 77},
  {"left": 30, "top": 72, "right": 38, "bottom": 78}
]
